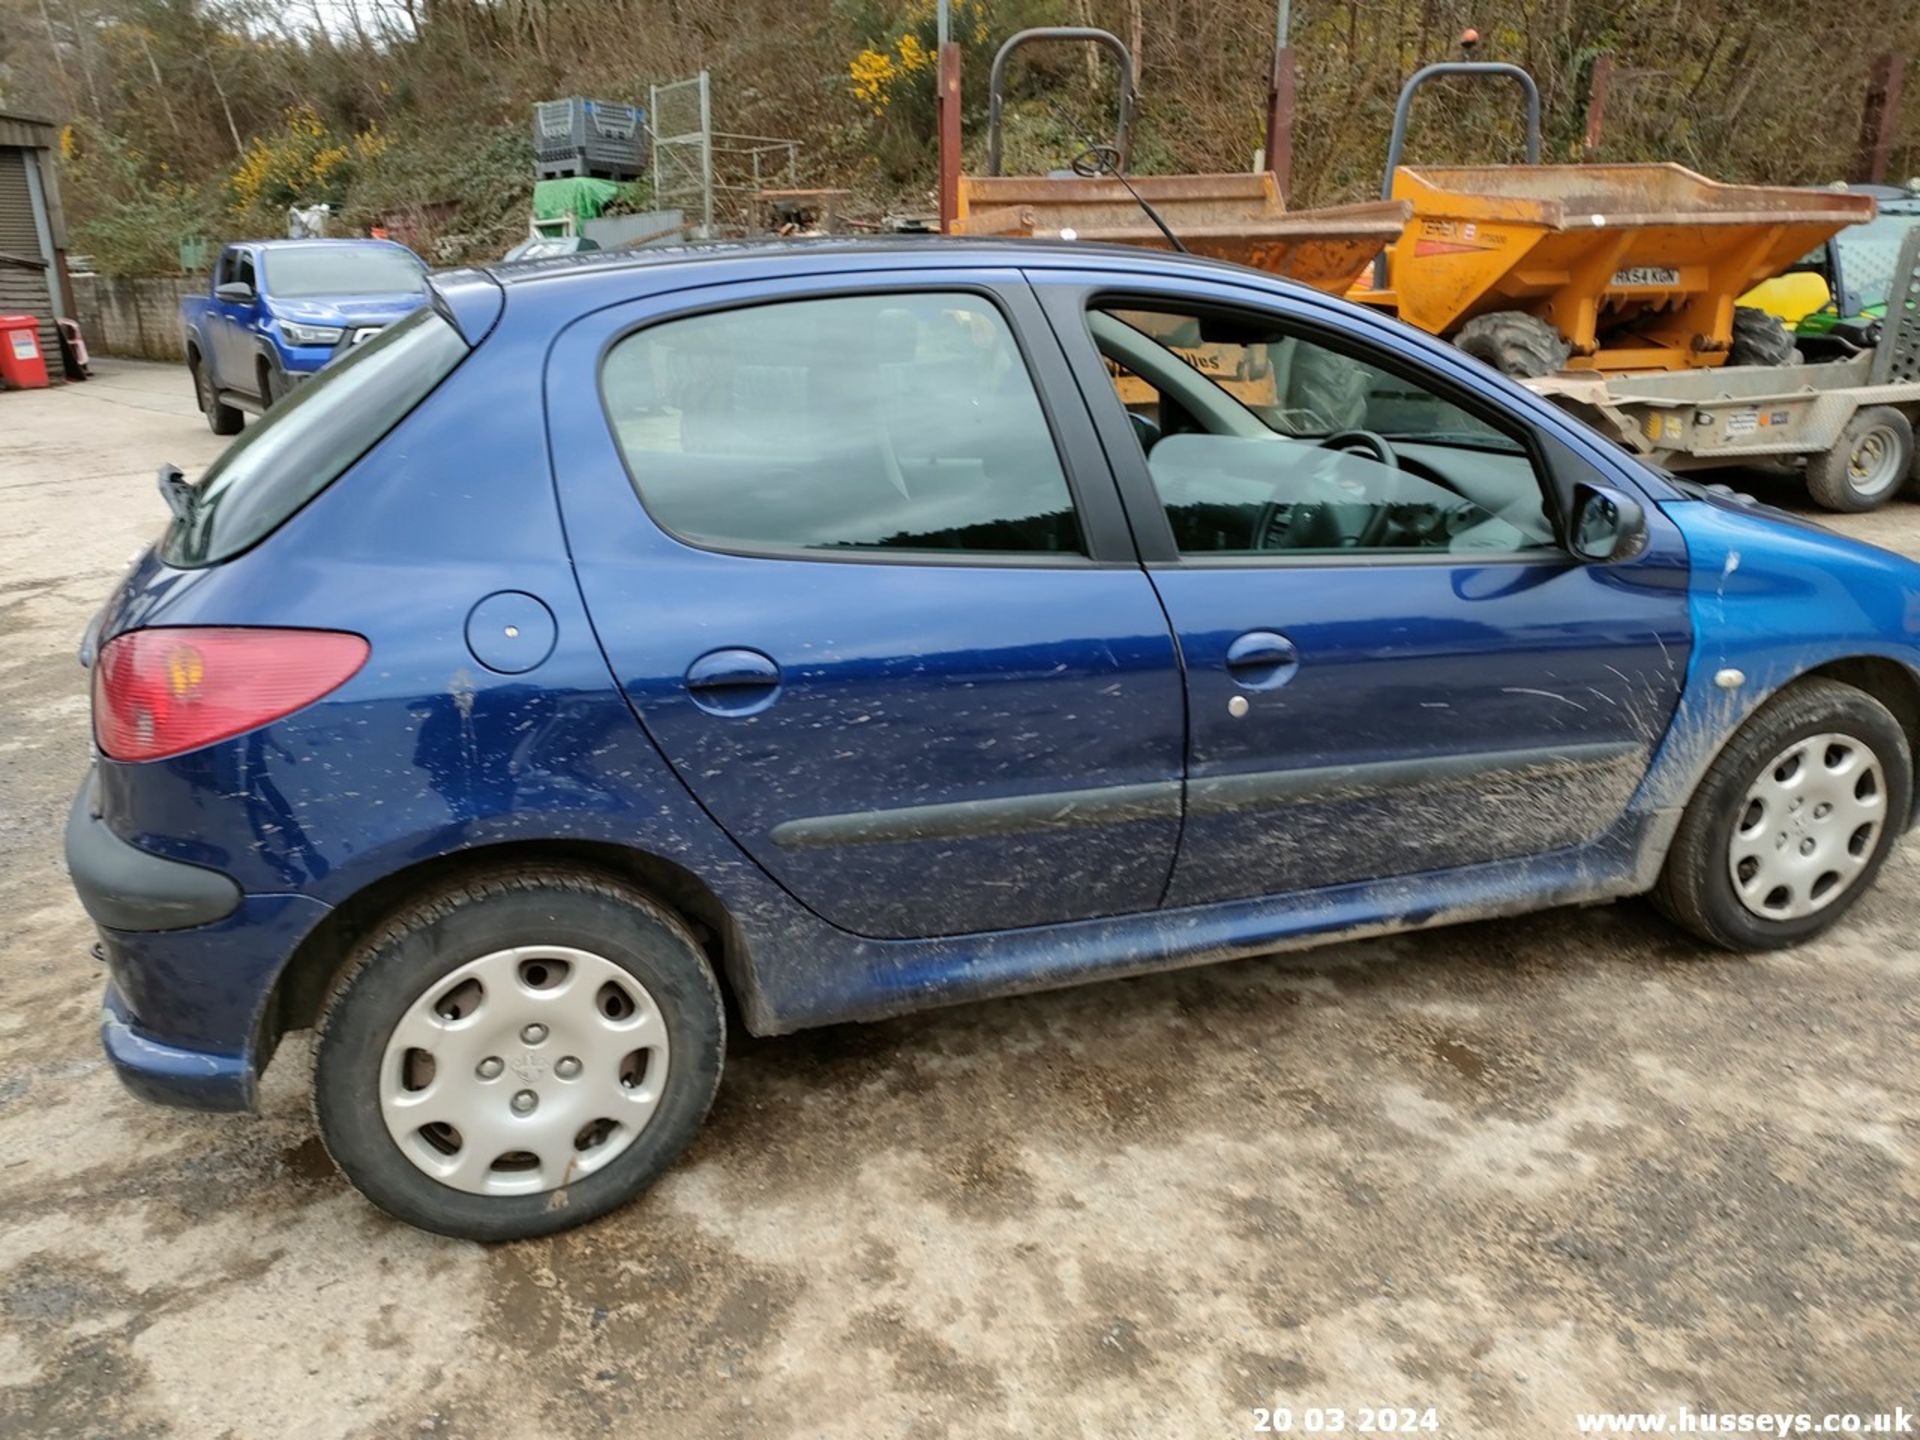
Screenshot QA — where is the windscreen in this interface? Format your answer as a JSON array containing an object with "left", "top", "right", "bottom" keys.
[
  {"left": 164, "top": 307, "right": 468, "bottom": 566},
  {"left": 265, "top": 246, "right": 427, "bottom": 298}
]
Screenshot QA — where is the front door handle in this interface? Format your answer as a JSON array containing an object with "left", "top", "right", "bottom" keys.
[
  {"left": 685, "top": 648, "right": 782, "bottom": 716},
  {"left": 1224, "top": 631, "right": 1299, "bottom": 690}
]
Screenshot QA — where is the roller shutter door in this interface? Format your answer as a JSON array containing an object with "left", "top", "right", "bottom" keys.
[{"left": 0, "top": 148, "right": 60, "bottom": 374}]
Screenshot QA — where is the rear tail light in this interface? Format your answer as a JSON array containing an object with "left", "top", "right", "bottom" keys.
[{"left": 93, "top": 627, "right": 369, "bottom": 762}]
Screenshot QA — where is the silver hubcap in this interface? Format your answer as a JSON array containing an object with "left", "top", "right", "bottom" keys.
[
  {"left": 379, "top": 945, "right": 670, "bottom": 1197},
  {"left": 1848, "top": 424, "right": 1902, "bottom": 496},
  {"left": 1728, "top": 732, "right": 1886, "bottom": 920}
]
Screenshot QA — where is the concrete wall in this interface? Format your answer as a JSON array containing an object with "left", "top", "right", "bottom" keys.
[{"left": 71, "top": 274, "right": 200, "bottom": 361}]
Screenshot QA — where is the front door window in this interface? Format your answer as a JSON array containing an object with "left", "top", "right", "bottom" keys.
[{"left": 1094, "top": 306, "right": 1558, "bottom": 558}]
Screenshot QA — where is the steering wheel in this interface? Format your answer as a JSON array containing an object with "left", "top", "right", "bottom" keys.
[
  {"left": 1253, "top": 429, "right": 1403, "bottom": 551},
  {"left": 1317, "top": 429, "right": 1399, "bottom": 470}
]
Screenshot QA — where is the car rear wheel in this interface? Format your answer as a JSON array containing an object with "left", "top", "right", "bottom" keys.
[
  {"left": 312, "top": 867, "right": 724, "bottom": 1240},
  {"left": 191, "top": 351, "right": 243, "bottom": 436},
  {"left": 1653, "top": 678, "right": 1911, "bottom": 950}
]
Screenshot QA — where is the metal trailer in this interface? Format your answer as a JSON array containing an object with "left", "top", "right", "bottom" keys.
[{"left": 1528, "top": 228, "right": 1920, "bottom": 512}]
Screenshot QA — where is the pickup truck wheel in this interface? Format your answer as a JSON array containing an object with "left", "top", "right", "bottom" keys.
[
  {"left": 258, "top": 358, "right": 282, "bottom": 408},
  {"left": 192, "top": 353, "right": 243, "bottom": 436},
  {"left": 312, "top": 867, "right": 726, "bottom": 1240},
  {"left": 1806, "top": 407, "right": 1913, "bottom": 512}
]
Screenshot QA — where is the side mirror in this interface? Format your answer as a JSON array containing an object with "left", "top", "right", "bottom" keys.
[
  {"left": 1570, "top": 482, "right": 1649, "bottom": 563},
  {"left": 215, "top": 281, "right": 255, "bottom": 304}
]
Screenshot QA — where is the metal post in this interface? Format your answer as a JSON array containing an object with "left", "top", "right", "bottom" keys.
[
  {"left": 938, "top": 41, "right": 963, "bottom": 232},
  {"left": 1855, "top": 52, "right": 1905, "bottom": 185},
  {"left": 697, "top": 69, "right": 714, "bottom": 239},
  {"left": 649, "top": 81, "right": 661, "bottom": 205},
  {"left": 1584, "top": 54, "right": 1612, "bottom": 156},
  {"left": 1264, "top": 0, "right": 1294, "bottom": 199},
  {"left": 1264, "top": 49, "right": 1296, "bottom": 198}
]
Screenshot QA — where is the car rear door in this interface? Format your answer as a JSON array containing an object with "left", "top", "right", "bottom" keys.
[
  {"left": 548, "top": 266, "right": 1185, "bottom": 940},
  {"left": 1031, "top": 268, "right": 1693, "bottom": 907}
]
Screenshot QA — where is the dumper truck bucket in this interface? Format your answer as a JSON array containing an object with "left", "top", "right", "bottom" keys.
[
  {"left": 956, "top": 172, "right": 1411, "bottom": 295},
  {"left": 1359, "top": 162, "right": 1877, "bottom": 370}
]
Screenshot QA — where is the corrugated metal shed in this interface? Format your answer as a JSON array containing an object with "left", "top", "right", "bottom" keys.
[{"left": 0, "top": 111, "right": 72, "bottom": 380}]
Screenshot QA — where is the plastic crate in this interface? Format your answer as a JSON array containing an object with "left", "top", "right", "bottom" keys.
[{"left": 532, "top": 98, "right": 647, "bottom": 180}]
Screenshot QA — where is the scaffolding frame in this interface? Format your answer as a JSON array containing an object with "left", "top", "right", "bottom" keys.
[{"left": 650, "top": 71, "right": 802, "bottom": 238}]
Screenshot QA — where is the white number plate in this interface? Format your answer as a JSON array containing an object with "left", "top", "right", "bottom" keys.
[{"left": 1612, "top": 266, "right": 1681, "bottom": 287}]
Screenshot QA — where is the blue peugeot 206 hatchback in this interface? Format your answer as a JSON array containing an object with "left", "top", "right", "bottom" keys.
[{"left": 68, "top": 240, "right": 1920, "bottom": 1239}]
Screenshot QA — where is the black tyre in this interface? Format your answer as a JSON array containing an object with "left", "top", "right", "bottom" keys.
[
  {"left": 1727, "top": 305, "right": 1799, "bottom": 367},
  {"left": 1452, "top": 310, "right": 1571, "bottom": 378},
  {"left": 258, "top": 358, "right": 282, "bottom": 408},
  {"left": 1652, "top": 679, "right": 1911, "bottom": 951},
  {"left": 191, "top": 351, "right": 243, "bottom": 436},
  {"left": 1805, "top": 406, "right": 1914, "bottom": 513},
  {"left": 313, "top": 867, "right": 725, "bottom": 1240}
]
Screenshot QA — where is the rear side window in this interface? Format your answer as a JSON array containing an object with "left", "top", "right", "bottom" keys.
[
  {"left": 165, "top": 308, "right": 468, "bottom": 566},
  {"left": 599, "top": 292, "right": 1083, "bottom": 557}
]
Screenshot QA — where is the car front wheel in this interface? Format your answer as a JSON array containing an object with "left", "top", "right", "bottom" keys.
[
  {"left": 313, "top": 867, "right": 725, "bottom": 1240},
  {"left": 1653, "top": 678, "right": 1911, "bottom": 950}
]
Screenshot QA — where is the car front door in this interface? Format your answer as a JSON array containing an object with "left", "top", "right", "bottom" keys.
[
  {"left": 1032, "top": 269, "right": 1694, "bottom": 908},
  {"left": 211, "top": 247, "right": 256, "bottom": 386},
  {"left": 548, "top": 267, "right": 1186, "bottom": 940}
]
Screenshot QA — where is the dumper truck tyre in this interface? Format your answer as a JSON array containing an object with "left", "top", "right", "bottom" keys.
[
  {"left": 1806, "top": 407, "right": 1914, "bottom": 513},
  {"left": 1279, "top": 342, "right": 1372, "bottom": 431},
  {"left": 1452, "top": 311, "right": 1570, "bottom": 379},
  {"left": 1728, "top": 306, "right": 1798, "bottom": 368}
]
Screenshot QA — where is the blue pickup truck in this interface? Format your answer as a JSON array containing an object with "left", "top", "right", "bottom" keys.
[{"left": 181, "top": 238, "right": 429, "bottom": 435}]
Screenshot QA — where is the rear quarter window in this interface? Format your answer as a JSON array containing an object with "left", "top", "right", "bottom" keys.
[{"left": 165, "top": 307, "right": 469, "bottom": 566}]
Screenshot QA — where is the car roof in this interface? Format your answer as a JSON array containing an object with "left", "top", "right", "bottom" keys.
[
  {"left": 479, "top": 235, "right": 1280, "bottom": 289},
  {"left": 243, "top": 238, "right": 419, "bottom": 251}
]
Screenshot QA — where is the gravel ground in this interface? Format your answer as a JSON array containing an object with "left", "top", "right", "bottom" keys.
[{"left": 2, "top": 361, "right": 1916, "bottom": 1440}]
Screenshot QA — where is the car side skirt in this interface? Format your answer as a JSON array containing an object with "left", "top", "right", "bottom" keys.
[{"left": 738, "top": 808, "right": 1679, "bottom": 1035}]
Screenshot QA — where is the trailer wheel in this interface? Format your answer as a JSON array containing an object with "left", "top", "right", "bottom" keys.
[
  {"left": 1452, "top": 311, "right": 1570, "bottom": 378},
  {"left": 1728, "top": 306, "right": 1799, "bottom": 367},
  {"left": 1807, "top": 407, "right": 1913, "bottom": 512}
]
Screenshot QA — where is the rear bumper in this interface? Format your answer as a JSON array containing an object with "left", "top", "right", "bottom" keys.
[
  {"left": 69, "top": 773, "right": 335, "bottom": 1111},
  {"left": 101, "top": 982, "right": 254, "bottom": 1111},
  {"left": 89, "top": 890, "right": 332, "bottom": 1112},
  {"left": 65, "top": 779, "right": 241, "bottom": 932}
]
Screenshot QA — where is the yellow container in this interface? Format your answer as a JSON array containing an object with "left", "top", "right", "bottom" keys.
[{"left": 1354, "top": 163, "right": 1875, "bottom": 371}]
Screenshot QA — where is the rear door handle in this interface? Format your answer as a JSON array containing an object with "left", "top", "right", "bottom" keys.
[
  {"left": 1224, "top": 631, "right": 1299, "bottom": 690},
  {"left": 685, "top": 648, "right": 782, "bottom": 715}
]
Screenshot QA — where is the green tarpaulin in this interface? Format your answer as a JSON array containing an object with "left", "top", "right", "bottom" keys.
[{"left": 532, "top": 177, "right": 623, "bottom": 221}]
